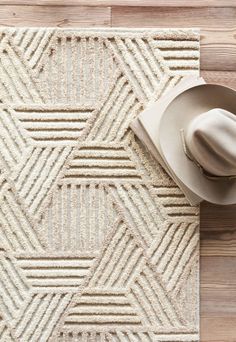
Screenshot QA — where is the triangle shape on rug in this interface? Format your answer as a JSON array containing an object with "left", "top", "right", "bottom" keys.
[
  {"left": 152, "top": 185, "right": 199, "bottom": 220},
  {"left": 146, "top": 220, "right": 199, "bottom": 294},
  {"left": 0, "top": 105, "right": 29, "bottom": 175},
  {"left": 13, "top": 104, "right": 96, "bottom": 147},
  {"left": 13, "top": 292, "right": 72, "bottom": 342},
  {"left": 62, "top": 289, "right": 142, "bottom": 330},
  {"left": 0, "top": 253, "right": 32, "bottom": 329},
  {"left": 128, "top": 261, "right": 188, "bottom": 330},
  {"left": 105, "top": 36, "right": 167, "bottom": 103},
  {"left": 10, "top": 27, "right": 56, "bottom": 72},
  {"left": 107, "top": 182, "right": 167, "bottom": 249},
  {"left": 64, "top": 142, "right": 143, "bottom": 182},
  {"left": 152, "top": 35, "right": 199, "bottom": 76},
  {"left": 15, "top": 252, "right": 96, "bottom": 293},
  {"left": 87, "top": 218, "right": 146, "bottom": 290},
  {"left": 85, "top": 67, "right": 142, "bottom": 143},
  {"left": 11, "top": 144, "right": 72, "bottom": 220},
  {"left": 0, "top": 35, "right": 43, "bottom": 104},
  {"left": 0, "top": 176, "right": 45, "bottom": 252}
]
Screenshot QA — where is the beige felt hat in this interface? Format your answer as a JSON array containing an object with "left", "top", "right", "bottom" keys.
[{"left": 158, "top": 84, "right": 236, "bottom": 205}]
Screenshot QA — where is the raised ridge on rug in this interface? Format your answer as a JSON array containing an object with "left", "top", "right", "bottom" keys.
[{"left": 0, "top": 27, "right": 200, "bottom": 342}]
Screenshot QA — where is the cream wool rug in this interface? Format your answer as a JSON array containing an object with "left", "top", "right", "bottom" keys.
[{"left": 0, "top": 28, "right": 199, "bottom": 341}]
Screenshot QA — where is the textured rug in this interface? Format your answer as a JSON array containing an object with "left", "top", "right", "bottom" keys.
[{"left": 0, "top": 28, "right": 199, "bottom": 341}]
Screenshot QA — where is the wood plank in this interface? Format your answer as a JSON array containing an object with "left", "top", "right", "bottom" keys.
[
  {"left": 112, "top": 7, "right": 236, "bottom": 30},
  {"left": 201, "top": 232, "right": 236, "bottom": 256},
  {"left": 200, "top": 201, "right": 236, "bottom": 256},
  {"left": 201, "top": 28, "right": 236, "bottom": 71},
  {"left": 201, "top": 288, "right": 236, "bottom": 317},
  {"left": 0, "top": 5, "right": 111, "bottom": 27},
  {"left": 201, "top": 202, "right": 236, "bottom": 232},
  {"left": 201, "top": 257, "right": 236, "bottom": 341},
  {"left": 0, "top": 0, "right": 236, "bottom": 7},
  {"left": 201, "top": 317, "right": 236, "bottom": 342},
  {"left": 112, "top": 7, "right": 236, "bottom": 71},
  {"left": 201, "top": 256, "right": 236, "bottom": 288}
]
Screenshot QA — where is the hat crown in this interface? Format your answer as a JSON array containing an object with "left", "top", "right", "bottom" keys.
[{"left": 185, "top": 108, "right": 236, "bottom": 176}]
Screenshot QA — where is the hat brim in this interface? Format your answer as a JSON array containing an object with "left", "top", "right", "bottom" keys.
[{"left": 158, "top": 84, "right": 236, "bottom": 205}]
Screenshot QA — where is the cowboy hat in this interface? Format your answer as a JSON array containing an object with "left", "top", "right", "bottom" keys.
[{"left": 156, "top": 83, "right": 236, "bottom": 205}]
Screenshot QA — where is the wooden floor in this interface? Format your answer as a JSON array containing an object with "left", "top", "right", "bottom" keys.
[{"left": 0, "top": 1, "right": 236, "bottom": 341}]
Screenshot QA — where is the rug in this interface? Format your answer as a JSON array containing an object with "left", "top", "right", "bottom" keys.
[{"left": 0, "top": 28, "right": 200, "bottom": 341}]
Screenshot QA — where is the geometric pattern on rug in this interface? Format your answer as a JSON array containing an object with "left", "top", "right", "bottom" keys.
[{"left": 0, "top": 28, "right": 200, "bottom": 341}]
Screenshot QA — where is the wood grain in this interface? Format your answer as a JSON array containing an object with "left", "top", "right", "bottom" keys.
[
  {"left": 201, "top": 232, "right": 236, "bottom": 256},
  {"left": 201, "top": 317, "right": 236, "bottom": 342},
  {"left": 201, "top": 202, "right": 236, "bottom": 233},
  {"left": 0, "top": 5, "right": 111, "bottom": 27},
  {"left": 1, "top": 0, "right": 236, "bottom": 6},
  {"left": 201, "top": 288, "right": 236, "bottom": 317},
  {"left": 201, "top": 256, "right": 236, "bottom": 288},
  {"left": 200, "top": 202, "right": 236, "bottom": 256},
  {"left": 201, "top": 256, "right": 236, "bottom": 341},
  {"left": 112, "top": 7, "right": 236, "bottom": 71},
  {"left": 112, "top": 7, "right": 236, "bottom": 29}
]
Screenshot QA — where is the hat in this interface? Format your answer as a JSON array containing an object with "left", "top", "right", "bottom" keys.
[{"left": 157, "top": 84, "right": 236, "bottom": 205}]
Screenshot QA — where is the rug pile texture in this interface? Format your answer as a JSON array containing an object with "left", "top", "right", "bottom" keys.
[{"left": 0, "top": 28, "right": 199, "bottom": 341}]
